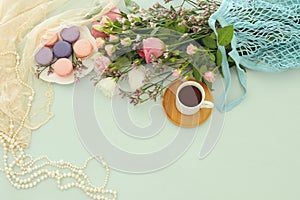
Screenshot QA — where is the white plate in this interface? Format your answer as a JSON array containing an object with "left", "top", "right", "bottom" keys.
[
  {"left": 38, "top": 58, "right": 95, "bottom": 85},
  {"left": 35, "top": 26, "right": 97, "bottom": 85}
]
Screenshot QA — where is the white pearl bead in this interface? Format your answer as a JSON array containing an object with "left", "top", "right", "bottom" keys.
[{"left": 0, "top": 124, "right": 116, "bottom": 199}]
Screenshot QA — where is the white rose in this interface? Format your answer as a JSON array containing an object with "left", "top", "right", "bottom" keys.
[
  {"left": 96, "top": 77, "right": 118, "bottom": 97},
  {"left": 128, "top": 66, "right": 146, "bottom": 91}
]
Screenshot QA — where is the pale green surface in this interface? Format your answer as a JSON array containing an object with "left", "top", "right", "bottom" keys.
[{"left": 2, "top": 0, "right": 300, "bottom": 199}]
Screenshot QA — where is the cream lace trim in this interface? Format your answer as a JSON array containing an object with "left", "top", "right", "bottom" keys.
[{"left": 0, "top": 0, "right": 119, "bottom": 199}]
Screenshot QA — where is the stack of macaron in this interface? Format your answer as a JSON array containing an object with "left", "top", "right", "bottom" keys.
[{"left": 35, "top": 26, "right": 94, "bottom": 77}]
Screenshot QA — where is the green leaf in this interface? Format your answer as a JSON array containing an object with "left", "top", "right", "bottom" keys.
[
  {"left": 113, "top": 20, "right": 122, "bottom": 28},
  {"left": 216, "top": 49, "right": 222, "bottom": 66},
  {"left": 209, "top": 53, "right": 215, "bottom": 61},
  {"left": 199, "top": 65, "right": 208, "bottom": 75},
  {"left": 202, "top": 36, "right": 217, "bottom": 49},
  {"left": 174, "top": 25, "right": 186, "bottom": 33},
  {"left": 100, "top": 27, "right": 111, "bottom": 34},
  {"left": 135, "top": 17, "right": 142, "bottom": 23},
  {"left": 165, "top": 21, "right": 175, "bottom": 28},
  {"left": 124, "top": 19, "right": 131, "bottom": 27},
  {"left": 92, "top": 24, "right": 102, "bottom": 32},
  {"left": 192, "top": 67, "right": 200, "bottom": 81},
  {"left": 210, "top": 32, "right": 216, "bottom": 39},
  {"left": 217, "top": 25, "right": 234, "bottom": 46}
]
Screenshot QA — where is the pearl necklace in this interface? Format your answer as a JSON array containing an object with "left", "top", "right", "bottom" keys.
[{"left": 0, "top": 51, "right": 117, "bottom": 200}]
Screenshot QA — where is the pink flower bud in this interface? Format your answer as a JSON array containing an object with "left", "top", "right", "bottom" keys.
[
  {"left": 203, "top": 71, "right": 215, "bottom": 83},
  {"left": 172, "top": 69, "right": 181, "bottom": 78},
  {"left": 186, "top": 44, "right": 197, "bottom": 55}
]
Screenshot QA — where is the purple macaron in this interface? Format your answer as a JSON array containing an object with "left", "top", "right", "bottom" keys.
[
  {"left": 35, "top": 47, "right": 53, "bottom": 66},
  {"left": 60, "top": 26, "right": 80, "bottom": 43},
  {"left": 53, "top": 41, "right": 72, "bottom": 58}
]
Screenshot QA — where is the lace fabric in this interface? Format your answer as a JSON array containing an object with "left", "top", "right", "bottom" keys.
[
  {"left": 0, "top": 1, "right": 119, "bottom": 199},
  {"left": 209, "top": 0, "right": 300, "bottom": 112},
  {"left": 0, "top": 0, "right": 119, "bottom": 148}
]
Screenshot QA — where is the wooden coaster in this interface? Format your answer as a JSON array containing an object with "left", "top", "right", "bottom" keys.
[{"left": 162, "top": 79, "right": 214, "bottom": 128}]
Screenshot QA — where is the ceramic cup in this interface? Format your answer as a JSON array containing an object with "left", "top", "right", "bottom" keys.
[{"left": 176, "top": 81, "right": 214, "bottom": 115}]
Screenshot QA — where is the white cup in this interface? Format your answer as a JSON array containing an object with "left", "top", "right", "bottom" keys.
[{"left": 176, "top": 81, "right": 214, "bottom": 115}]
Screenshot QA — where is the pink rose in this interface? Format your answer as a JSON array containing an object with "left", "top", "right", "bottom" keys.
[
  {"left": 138, "top": 48, "right": 145, "bottom": 58},
  {"left": 203, "top": 71, "right": 215, "bottom": 83},
  {"left": 100, "top": 7, "right": 121, "bottom": 26},
  {"left": 94, "top": 56, "right": 111, "bottom": 75},
  {"left": 105, "top": 7, "right": 121, "bottom": 22},
  {"left": 91, "top": 21, "right": 108, "bottom": 39},
  {"left": 91, "top": 7, "right": 121, "bottom": 39},
  {"left": 141, "top": 37, "right": 164, "bottom": 64},
  {"left": 99, "top": 16, "right": 109, "bottom": 26},
  {"left": 186, "top": 44, "right": 197, "bottom": 55},
  {"left": 172, "top": 69, "right": 181, "bottom": 78}
]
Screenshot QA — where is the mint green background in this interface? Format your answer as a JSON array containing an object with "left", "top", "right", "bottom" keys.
[{"left": 1, "top": 0, "right": 300, "bottom": 199}]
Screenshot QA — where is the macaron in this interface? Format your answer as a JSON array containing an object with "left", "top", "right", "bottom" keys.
[
  {"left": 53, "top": 58, "right": 73, "bottom": 77},
  {"left": 35, "top": 47, "right": 53, "bottom": 66},
  {"left": 73, "top": 39, "right": 94, "bottom": 58},
  {"left": 43, "top": 33, "right": 59, "bottom": 47},
  {"left": 60, "top": 26, "right": 80, "bottom": 43},
  {"left": 53, "top": 41, "right": 72, "bottom": 58}
]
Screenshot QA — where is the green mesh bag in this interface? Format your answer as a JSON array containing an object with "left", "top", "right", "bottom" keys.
[{"left": 209, "top": 0, "right": 300, "bottom": 111}]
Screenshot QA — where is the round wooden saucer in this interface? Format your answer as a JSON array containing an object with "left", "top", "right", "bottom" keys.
[{"left": 162, "top": 79, "right": 214, "bottom": 128}]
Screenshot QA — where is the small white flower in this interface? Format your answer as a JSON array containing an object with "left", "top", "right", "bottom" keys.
[
  {"left": 96, "top": 77, "right": 118, "bottom": 97},
  {"left": 186, "top": 44, "right": 197, "bottom": 55},
  {"left": 163, "top": 52, "right": 169, "bottom": 59},
  {"left": 121, "top": 37, "right": 132, "bottom": 47},
  {"left": 135, "top": 34, "right": 142, "bottom": 42},
  {"left": 128, "top": 66, "right": 146, "bottom": 91},
  {"left": 95, "top": 37, "right": 105, "bottom": 48},
  {"left": 109, "top": 34, "right": 119, "bottom": 42},
  {"left": 150, "top": 22, "right": 156, "bottom": 28},
  {"left": 121, "top": 18, "right": 127, "bottom": 24},
  {"left": 127, "top": 14, "right": 136, "bottom": 22},
  {"left": 105, "top": 44, "right": 116, "bottom": 56},
  {"left": 181, "top": 33, "right": 188, "bottom": 39}
]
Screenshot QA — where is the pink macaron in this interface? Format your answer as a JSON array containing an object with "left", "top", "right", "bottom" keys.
[
  {"left": 73, "top": 39, "right": 94, "bottom": 59},
  {"left": 53, "top": 58, "right": 73, "bottom": 77}
]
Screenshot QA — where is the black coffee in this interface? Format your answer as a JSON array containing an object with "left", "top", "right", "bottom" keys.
[{"left": 178, "top": 85, "right": 202, "bottom": 107}]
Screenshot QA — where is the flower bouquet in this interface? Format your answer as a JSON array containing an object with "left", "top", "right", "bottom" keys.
[{"left": 90, "top": 0, "right": 236, "bottom": 105}]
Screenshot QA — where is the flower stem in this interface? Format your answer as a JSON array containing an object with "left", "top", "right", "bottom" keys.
[{"left": 167, "top": 35, "right": 207, "bottom": 49}]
